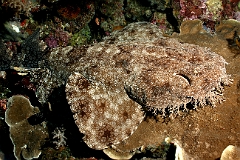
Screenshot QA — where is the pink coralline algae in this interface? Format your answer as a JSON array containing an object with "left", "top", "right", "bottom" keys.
[
  {"left": 179, "top": 0, "right": 207, "bottom": 20},
  {"left": 45, "top": 34, "right": 58, "bottom": 48},
  {"left": 221, "top": 0, "right": 240, "bottom": 20},
  {"left": 65, "top": 22, "right": 231, "bottom": 150},
  {"left": 178, "top": 0, "right": 224, "bottom": 23},
  {"left": 45, "top": 29, "right": 70, "bottom": 48}
]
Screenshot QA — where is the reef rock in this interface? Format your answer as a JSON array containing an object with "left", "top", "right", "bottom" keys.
[
  {"left": 65, "top": 22, "right": 231, "bottom": 150},
  {"left": 5, "top": 95, "right": 48, "bottom": 160},
  {"left": 221, "top": 145, "right": 240, "bottom": 160}
]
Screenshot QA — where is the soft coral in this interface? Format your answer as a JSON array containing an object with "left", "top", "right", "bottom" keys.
[{"left": 179, "top": 0, "right": 207, "bottom": 20}]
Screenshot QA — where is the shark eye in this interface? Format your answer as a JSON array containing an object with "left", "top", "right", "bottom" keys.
[{"left": 176, "top": 74, "right": 191, "bottom": 85}]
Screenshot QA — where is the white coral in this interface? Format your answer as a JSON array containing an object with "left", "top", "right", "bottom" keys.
[{"left": 52, "top": 127, "right": 67, "bottom": 149}]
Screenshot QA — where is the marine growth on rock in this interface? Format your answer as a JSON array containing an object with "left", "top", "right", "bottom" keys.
[
  {"left": 65, "top": 22, "right": 231, "bottom": 150},
  {"left": 5, "top": 95, "right": 48, "bottom": 160}
]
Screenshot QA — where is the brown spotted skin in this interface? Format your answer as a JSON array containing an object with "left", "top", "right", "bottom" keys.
[{"left": 65, "top": 22, "right": 231, "bottom": 150}]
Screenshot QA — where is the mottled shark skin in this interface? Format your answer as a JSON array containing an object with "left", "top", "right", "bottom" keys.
[
  {"left": 65, "top": 22, "right": 231, "bottom": 150},
  {"left": 66, "top": 72, "right": 144, "bottom": 150}
]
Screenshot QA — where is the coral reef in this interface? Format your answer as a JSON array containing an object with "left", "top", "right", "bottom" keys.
[
  {"left": 45, "top": 34, "right": 58, "bottom": 48},
  {"left": 178, "top": 0, "right": 207, "bottom": 20},
  {"left": 103, "top": 147, "right": 135, "bottom": 159},
  {"left": 97, "top": 0, "right": 126, "bottom": 32},
  {"left": 5, "top": 95, "right": 48, "bottom": 160},
  {"left": 70, "top": 25, "right": 91, "bottom": 46},
  {"left": 1, "top": 0, "right": 33, "bottom": 16},
  {"left": 44, "top": 28, "right": 70, "bottom": 49},
  {"left": 221, "top": 0, "right": 239, "bottom": 19},
  {"left": 215, "top": 19, "right": 240, "bottom": 39},
  {"left": 0, "top": 39, "right": 11, "bottom": 70},
  {"left": 56, "top": 1, "right": 95, "bottom": 33},
  {"left": 0, "top": 99, "right": 7, "bottom": 113},
  {"left": 40, "top": 146, "right": 75, "bottom": 160},
  {"left": 215, "top": 19, "right": 240, "bottom": 57},
  {"left": 147, "top": 0, "right": 167, "bottom": 11},
  {"left": 140, "top": 142, "right": 171, "bottom": 159},
  {"left": 206, "top": 0, "right": 223, "bottom": 20},
  {"left": 0, "top": 0, "right": 239, "bottom": 159},
  {"left": 124, "top": 0, "right": 163, "bottom": 22},
  {"left": 57, "top": 4, "right": 81, "bottom": 20},
  {"left": 175, "top": 0, "right": 240, "bottom": 31},
  {"left": 150, "top": 12, "right": 169, "bottom": 32}
]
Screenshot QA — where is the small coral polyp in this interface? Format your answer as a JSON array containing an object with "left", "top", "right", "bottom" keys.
[{"left": 65, "top": 22, "right": 231, "bottom": 150}]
